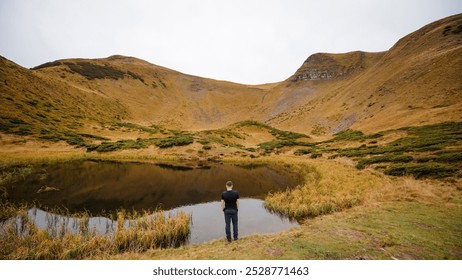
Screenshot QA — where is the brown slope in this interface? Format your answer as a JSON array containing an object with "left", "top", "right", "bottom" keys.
[
  {"left": 267, "top": 13, "right": 462, "bottom": 135},
  {"left": 31, "top": 55, "right": 267, "bottom": 130},
  {"left": 0, "top": 56, "right": 128, "bottom": 136}
]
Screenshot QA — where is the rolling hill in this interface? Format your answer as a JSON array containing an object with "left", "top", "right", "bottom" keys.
[{"left": 0, "top": 13, "right": 461, "bottom": 147}]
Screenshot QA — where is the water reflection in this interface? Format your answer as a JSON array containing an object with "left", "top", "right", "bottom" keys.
[
  {"left": 6, "top": 160, "right": 302, "bottom": 243},
  {"left": 8, "top": 161, "right": 302, "bottom": 214},
  {"left": 24, "top": 198, "right": 297, "bottom": 244}
]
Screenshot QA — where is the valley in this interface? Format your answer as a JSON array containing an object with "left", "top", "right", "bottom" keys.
[{"left": 0, "top": 14, "right": 461, "bottom": 260}]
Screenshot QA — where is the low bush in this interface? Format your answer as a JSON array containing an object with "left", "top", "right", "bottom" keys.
[
  {"left": 155, "top": 134, "right": 194, "bottom": 149},
  {"left": 294, "top": 148, "right": 317, "bottom": 155},
  {"left": 113, "top": 122, "right": 160, "bottom": 134},
  {"left": 0, "top": 117, "right": 35, "bottom": 136},
  {"left": 384, "top": 163, "right": 458, "bottom": 178},
  {"left": 356, "top": 155, "right": 414, "bottom": 169},
  {"left": 87, "top": 139, "right": 147, "bottom": 152},
  {"left": 64, "top": 62, "right": 126, "bottom": 80},
  {"left": 417, "top": 150, "right": 462, "bottom": 164},
  {"left": 31, "top": 61, "right": 63, "bottom": 70},
  {"left": 310, "top": 153, "right": 322, "bottom": 159}
]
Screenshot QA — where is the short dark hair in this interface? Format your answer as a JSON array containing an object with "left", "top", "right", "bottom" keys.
[{"left": 226, "top": 181, "right": 233, "bottom": 187}]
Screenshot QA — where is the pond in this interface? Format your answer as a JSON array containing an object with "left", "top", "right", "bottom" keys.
[{"left": 6, "top": 160, "right": 302, "bottom": 244}]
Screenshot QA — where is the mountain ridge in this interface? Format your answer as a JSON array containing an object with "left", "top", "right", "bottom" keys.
[{"left": 1, "top": 14, "right": 461, "bottom": 141}]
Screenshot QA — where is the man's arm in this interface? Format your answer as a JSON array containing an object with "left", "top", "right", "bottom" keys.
[
  {"left": 221, "top": 199, "right": 225, "bottom": 211},
  {"left": 236, "top": 199, "right": 239, "bottom": 210}
]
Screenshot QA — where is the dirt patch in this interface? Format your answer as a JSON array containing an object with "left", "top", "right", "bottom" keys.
[
  {"left": 334, "top": 229, "right": 367, "bottom": 241},
  {"left": 265, "top": 247, "right": 284, "bottom": 258}
]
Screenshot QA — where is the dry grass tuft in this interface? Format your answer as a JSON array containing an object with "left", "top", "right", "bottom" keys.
[
  {"left": 264, "top": 158, "right": 384, "bottom": 219},
  {"left": 0, "top": 205, "right": 191, "bottom": 259}
]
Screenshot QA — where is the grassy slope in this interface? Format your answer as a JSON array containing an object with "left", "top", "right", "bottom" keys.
[
  {"left": 2, "top": 15, "right": 461, "bottom": 138},
  {"left": 266, "top": 14, "right": 462, "bottom": 135}
]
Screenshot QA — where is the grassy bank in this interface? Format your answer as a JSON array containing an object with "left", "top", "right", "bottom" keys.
[{"left": 137, "top": 199, "right": 461, "bottom": 260}]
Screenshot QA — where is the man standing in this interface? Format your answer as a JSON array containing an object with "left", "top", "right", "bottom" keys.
[{"left": 221, "top": 181, "right": 239, "bottom": 242}]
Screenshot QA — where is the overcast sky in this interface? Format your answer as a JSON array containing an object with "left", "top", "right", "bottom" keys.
[{"left": 0, "top": 0, "right": 461, "bottom": 84}]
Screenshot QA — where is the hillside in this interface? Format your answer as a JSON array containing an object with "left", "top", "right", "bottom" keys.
[
  {"left": 267, "top": 14, "right": 462, "bottom": 134},
  {"left": 0, "top": 14, "right": 461, "bottom": 145}
]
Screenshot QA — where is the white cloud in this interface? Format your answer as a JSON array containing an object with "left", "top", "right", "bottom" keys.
[{"left": 1, "top": 0, "right": 461, "bottom": 84}]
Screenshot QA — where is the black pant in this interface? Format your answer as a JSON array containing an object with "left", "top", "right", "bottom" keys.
[{"left": 224, "top": 208, "right": 238, "bottom": 241}]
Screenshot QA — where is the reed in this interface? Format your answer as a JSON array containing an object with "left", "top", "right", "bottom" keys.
[{"left": 0, "top": 205, "right": 191, "bottom": 259}]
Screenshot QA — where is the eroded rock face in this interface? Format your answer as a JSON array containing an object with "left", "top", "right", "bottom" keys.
[
  {"left": 291, "top": 51, "right": 379, "bottom": 82},
  {"left": 292, "top": 54, "right": 342, "bottom": 81}
]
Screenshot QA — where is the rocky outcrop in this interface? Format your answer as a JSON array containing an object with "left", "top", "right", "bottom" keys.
[{"left": 291, "top": 51, "right": 384, "bottom": 82}]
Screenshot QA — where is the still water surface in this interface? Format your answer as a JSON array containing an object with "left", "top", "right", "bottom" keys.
[{"left": 8, "top": 160, "right": 302, "bottom": 243}]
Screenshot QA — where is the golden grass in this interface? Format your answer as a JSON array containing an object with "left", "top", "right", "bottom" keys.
[
  {"left": 0, "top": 205, "right": 191, "bottom": 259},
  {"left": 262, "top": 155, "right": 461, "bottom": 220},
  {"left": 0, "top": 150, "right": 179, "bottom": 167},
  {"left": 262, "top": 157, "right": 384, "bottom": 219}
]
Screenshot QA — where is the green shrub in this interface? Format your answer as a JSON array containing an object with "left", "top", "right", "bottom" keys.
[
  {"left": 64, "top": 62, "right": 126, "bottom": 80},
  {"left": 155, "top": 135, "right": 194, "bottom": 148},
  {"left": 87, "top": 139, "right": 147, "bottom": 152},
  {"left": 31, "top": 61, "right": 63, "bottom": 70},
  {"left": 78, "top": 133, "right": 109, "bottom": 141},
  {"left": 235, "top": 120, "right": 309, "bottom": 140},
  {"left": 112, "top": 122, "right": 159, "bottom": 134},
  {"left": 0, "top": 117, "right": 35, "bottom": 136},
  {"left": 198, "top": 139, "right": 210, "bottom": 145},
  {"left": 356, "top": 155, "right": 414, "bottom": 169},
  {"left": 384, "top": 163, "right": 458, "bottom": 178},
  {"left": 259, "top": 140, "right": 296, "bottom": 151},
  {"left": 417, "top": 150, "right": 462, "bottom": 163},
  {"left": 294, "top": 148, "right": 316, "bottom": 155},
  {"left": 310, "top": 153, "right": 322, "bottom": 159},
  {"left": 330, "top": 129, "right": 383, "bottom": 142},
  {"left": 332, "top": 129, "right": 365, "bottom": 141}
]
